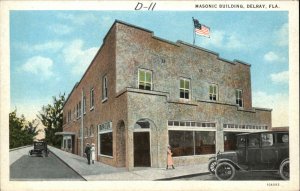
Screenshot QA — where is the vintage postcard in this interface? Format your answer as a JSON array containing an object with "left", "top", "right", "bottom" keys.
[{"left": 0, "top": 1, "right": 299, "bottom": 191}]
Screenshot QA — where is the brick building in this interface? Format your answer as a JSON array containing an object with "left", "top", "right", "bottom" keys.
[{"left": 59, "top": 20, "right": 272, "bottom": 170}]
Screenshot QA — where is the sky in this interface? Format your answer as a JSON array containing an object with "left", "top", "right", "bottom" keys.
[{"left": 10, "top": 11, "right": 289, "bottom": 127}]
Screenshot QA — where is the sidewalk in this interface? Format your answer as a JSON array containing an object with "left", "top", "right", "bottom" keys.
[{"left": 49, "top": 146, "right": 209, "bottom": 181}]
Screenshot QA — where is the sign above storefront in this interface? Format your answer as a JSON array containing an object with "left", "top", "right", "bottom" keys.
[{"left": 98, "top": 121, "right": 112, "bottom": 132}]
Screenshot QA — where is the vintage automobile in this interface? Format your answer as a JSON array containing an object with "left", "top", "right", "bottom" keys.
[
  {"left": 210, "top": 131, "right": 289, "bottom": 180},
  {"left": 29, "top": 141, "right": 49, "bottom": 157}
]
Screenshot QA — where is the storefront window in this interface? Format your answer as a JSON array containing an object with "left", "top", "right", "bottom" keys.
[
  {"left": 169, "top": 130, "right": 215, "bottom": 156},
  {"left": 67, "top": 139, "right": 72, "bottom": 149},
  {"left": 195, "top": 131, "right": 215, "bottom": 155},
  {"left": 100, "top": 132, "right": 113, "bottom": 156}
]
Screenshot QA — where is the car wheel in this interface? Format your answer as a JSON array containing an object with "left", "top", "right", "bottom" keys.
[
  {"left": 208, "top": 159, "right": 217, "bottom": 174},
  {"left": 279, "top": 160, "right": 289, "bottom": 180},
  {"left": 215, "top": 162, "right": 236, "bottom": 180}
]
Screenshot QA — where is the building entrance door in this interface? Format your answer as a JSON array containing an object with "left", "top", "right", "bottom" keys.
[{"left": 134, "top": 132, "right": 151, "bottom": 167}]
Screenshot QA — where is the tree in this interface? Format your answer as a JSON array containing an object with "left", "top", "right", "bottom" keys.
[
  {"left": 38, "top": 93, "right": 65, "bottom": 148},
  {"left": 9, "top": 110, "right": 40, "bottom": 149}
]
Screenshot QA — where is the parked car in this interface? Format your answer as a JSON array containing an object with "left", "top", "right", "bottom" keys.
[
  {"left": 29, "top": 141, "right": 49, "bottom": 157},
  {"left": 210, "top": 131, "right": 289, "bottom": 180}
]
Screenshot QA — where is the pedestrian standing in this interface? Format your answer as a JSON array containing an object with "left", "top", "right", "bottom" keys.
[
  {"left": 166, "top": 145, "right": 175, "bottom": 169},
  {"left": 84, "top": 143, "right": 91, "bottom": 165},
  {"left": 91, "top": 143, "right": 96, "bottom": 164}
]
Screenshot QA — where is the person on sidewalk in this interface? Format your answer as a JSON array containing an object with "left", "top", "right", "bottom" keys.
[
  {"left": 166, "top": 145, "right": 175, "bottom": 170},
  {"left": 84, "top": 143, "right": 91, "bottom": 165},
  {"left": 91, "top": 143, "right": 96, "bottom": 164}
]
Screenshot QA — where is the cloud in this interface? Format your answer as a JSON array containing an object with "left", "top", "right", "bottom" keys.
[
  {"left": 253, "top": 91, "right": 288, "bottom": 127},
  {"left": 22, "top": 56, "right": 54, "bottom": 78},
  {"left": 270, "top": 71, "right": 289, "bottom": 84},
  {"left": 49, "top": 24, "right": 73, "bottom": 35},
  {"left": 264, "top": 51, "right": 279, "bottom": 62},
  {"left": 62, "top": 39, "right": 98, "bottom": 75},
  {"left": 263, "top": 51, "right": 286, "bottom": 63},
  {"left": 275, "top": 23, "right": 288, "bottom": 47},
  {"left": 57, "top": 13, "right": 98, "bottom": 25},
  {"left": 200, "top": 30, "right": 244, "bottom": 49},
  {"left": 16, "top": 40, "right": 64, "bottom": 53}
]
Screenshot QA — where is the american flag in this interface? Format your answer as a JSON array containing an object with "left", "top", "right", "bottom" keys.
[{"left": 193, "top": 18, "right": 210, "bottom": 38}]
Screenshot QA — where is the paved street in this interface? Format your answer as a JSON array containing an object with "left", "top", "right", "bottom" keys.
[
  {"left": 10, "top": 151, "right": 84, "bottom": 181},
  {"left": 171, "top": 171, "right": 282, "bottom": 181}
]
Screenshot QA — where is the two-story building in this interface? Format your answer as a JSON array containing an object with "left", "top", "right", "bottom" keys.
[{"left": 59, "top": 20, "right": 272, "bottom": 170}]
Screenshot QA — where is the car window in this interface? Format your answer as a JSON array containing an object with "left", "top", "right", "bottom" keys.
[
  {"left": 277, "top": 133, "right": 289, "bottom": 144},
  {"left": 237, "top": 136, "right": 246, "bottom": 148},
  {"left": 261, "top": 133, "right": 274, "bottom": 147},
  {"left": 248, "top": 134, "right": 260, "bottom": 148}
]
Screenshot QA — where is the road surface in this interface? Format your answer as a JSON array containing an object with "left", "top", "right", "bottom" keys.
[{"left": 10, "top": 150, "right": 84, "bottom": 181}]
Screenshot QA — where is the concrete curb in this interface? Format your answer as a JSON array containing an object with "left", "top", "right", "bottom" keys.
[
  {"left": 48, "top": 148, "right": 87, "bottom": 181},
  {"left": 155, "top": 172, "right": 211, "bottom": 180}
]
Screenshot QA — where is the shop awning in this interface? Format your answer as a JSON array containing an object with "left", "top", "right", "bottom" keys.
[{"left": 55, "top": 132, "right": 76, "bottom": 136}]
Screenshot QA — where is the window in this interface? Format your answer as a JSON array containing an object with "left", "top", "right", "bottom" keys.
[
  {"left": 85, "top": 127, "right": 88, "bottom": 138},
  {"left": 277, "top": 133, "right": 289, "bottom": 144},
  {"left": 83, "top": 96, "right": 86, "bottom": 114},
  {"left": 138, "top": 69, "right": 152, "bottom": 90},
  {"left": 102, "top": 75, "right": 108, "bottom": 101},
  {"left": 236, "top": 89, "right": 243, "bottom": 107},
  {"left": 90, "top": 88, "right": 94, "bottom": 109},
  {"left": 248, "top": 134, "right": 260, "bottom": 148},
  {"left": 90, "top": 125, "right": 94, "bottom": 137},
  {"left": 100, "top": 132, "right": 113, "bottom": 156},
  {"left": 169, "top": 130, "right": 215, "bottom": 156},
  {"left": 73, "top": 107, "right": 76, "bottom": 121},
  {"left": 67, "top": 139, "right": 71, "bottom": 149},
  {"left": 78, "top": 101, "right": 81, "bottom": 117},
  {"left": 98, "top": 121, "right": 113, "bottom": 157},
  {"left": 67, "top": 110, "right": 71, "bottom": 123},
  {"left": 261, "top": 133, "right": 274, "bottom": 147},
  {"left": 180, "top": 78, "right": 190, "bottom": 99},
  {"left": 209, "top": 84, "right": 218, "bottom": 101},
  {"left": 237, "top": 136, "right": 246, "bottom": 148}
]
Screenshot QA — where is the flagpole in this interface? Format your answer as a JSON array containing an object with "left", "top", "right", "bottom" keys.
[{"left": 192, "top": 17, "right": 195, "bottom": 45}]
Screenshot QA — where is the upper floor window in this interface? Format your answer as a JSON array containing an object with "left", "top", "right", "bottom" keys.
[
  {"left": 236, "top": 89, "right": 243, "bottom": 107},
  {"left": 76, "top": 103, "right": 79, "bottom": 118},
  {"left": 73, "top": 107, "right": 76, "bottom": 121},
  {"left": 83, "top": 96, "right": 86, "bottom": 114},
  {"left": 90, "top": 87, "right": 94, "bottom": 109},
  {"left": 102, "top": 75, "right": 108, "bottom": 101},
  {"left": 90, "top": 125, "right": 94, "bottom": 137},
  {"left": 209, "top": 84, "right": 218, "bottom": 101},
  {"left": 180, "top": 78, "right": 190, "bottom": 100},
  {"left": 67, "top": 110, "right": 71, "bottom": 123},
  {"left": 138, "top": 69, "right": 152, "bottom": 90},
  {"left": 79, "top": 101, "right": 81, "bottom": 117},
  {"left": 85, "top": 127, "right": 89, "bottom": 138}
]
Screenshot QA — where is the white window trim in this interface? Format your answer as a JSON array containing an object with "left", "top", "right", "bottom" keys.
[
  {"left": 138, "top": 68, "right": 153, "bottom": 90},
  {"left": 98, "top": 121, "right": 113, "bottom": 157},
  {"left": 90, "top": 88, "right": 94, "bottom": 110},
  {"left": 102, "top": 75, "right": 108, "bottom": 102},
  {"left": 209, "top": 84, "right": 218, "bottom": 101},
  {"left": 83, "top": 96, "right": 86, "bottom": 114},
  {"left": 98, "top": 131, "right": 113, "bottom": 157},
  {"left": 179, "top": 78, "right": 191, "bottom": 100},
  {"left": 235, "top": 89, "right": 243, "bottom": 107}
]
